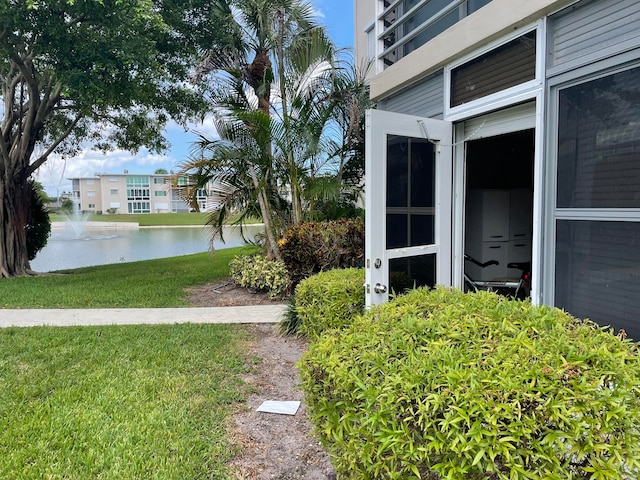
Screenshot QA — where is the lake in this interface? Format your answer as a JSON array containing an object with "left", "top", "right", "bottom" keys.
[{"left": 31, "top": 223, "right": 262, "bottom": 272}]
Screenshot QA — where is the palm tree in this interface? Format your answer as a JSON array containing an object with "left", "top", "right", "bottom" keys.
[
  {"left": 183, "top": 0, "right": 336, "bottom": 260},
  {"left": 186, "top": 107, "right": 288, "bottom": 260},
  {"left": 301, "top": 55, "right": 375, "bottom": 220},
  {"left": 196, "top": 0, "right": 318, "bottom": 116}
]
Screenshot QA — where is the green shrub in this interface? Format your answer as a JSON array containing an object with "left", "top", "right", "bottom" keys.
[
  {"left": 279, "top": 296, "right": 302, "bottom": 336},
  {"left": 229, "top": 254, "right": 289, "bottom": 299},
  {"left": 299, "top": 287, "right": 640, "bottom": 479},
  {"left": 295, "top": 268, "right": 364, "bottom": 339},
  {"left": 279, "top": 219, "right": 364, "bottom": 287},
  {"left": 26, "top": 179, "right": 51, "bottom": 261}
]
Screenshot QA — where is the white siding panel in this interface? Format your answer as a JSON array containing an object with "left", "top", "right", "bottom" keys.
[
  {"left": 377, "top": 70, "right": 444, "bottom": 118},
  {"left": 549, "top": 0, "right": 640, "bottom": 68},
  {"left": 464, "top": 102, "right": 535, "bottom": 139}
]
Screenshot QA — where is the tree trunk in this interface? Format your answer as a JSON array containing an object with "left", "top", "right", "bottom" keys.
[
  {"left": 0, "top": 173, "right": 33, "bottom": 277},
  {"left": 247, "top": 163, "right": 282, "bottom": 262},
  {"left": 246, "top": 48, "right": 272, "bottom": 116}
]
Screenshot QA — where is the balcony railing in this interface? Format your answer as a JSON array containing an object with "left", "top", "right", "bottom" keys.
[{"left": 377, "top": 0, "right": 492, "bottom": 69}]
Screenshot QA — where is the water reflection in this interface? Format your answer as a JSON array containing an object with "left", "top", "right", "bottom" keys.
[{"left": 31, "top": 224, "right": 262, "bottom": 272}]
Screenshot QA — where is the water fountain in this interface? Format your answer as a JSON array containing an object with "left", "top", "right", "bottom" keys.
[{"left": 61, "top": 210, "right": 93, "bottom": 239}]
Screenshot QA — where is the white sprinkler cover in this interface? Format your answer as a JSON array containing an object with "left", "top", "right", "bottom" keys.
[{"left": 256, "top": 400, "right": 301, "bottom": 415}]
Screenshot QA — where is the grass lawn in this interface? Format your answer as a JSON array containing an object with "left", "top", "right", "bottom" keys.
[
  {"left": 49, "top": 212, "right": 209, "bottom": 226},
  {"left": 0, "top": 246, "right": 262, "bottom": 477},
  {"left": 49, "top": 212, "right": 261, "bottom": 226},
  {"left": 0, "top": 245, "right": 258, "bottom": 308},
  {"left": 0, "top": 322, "right": 252, "bottom": 479}
]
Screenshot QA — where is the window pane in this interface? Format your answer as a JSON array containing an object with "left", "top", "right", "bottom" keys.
[
  {"left": 405, "top": 8, "right": 458, "bottom": 56},
  {"left": 389, "top": 254, "right": 436, "bottom": 294},
  {"left": 411, "top": 139, "right": 435, "bottom": 207},
  {"left": 411, "top": 214, "right": 434, "bottom": 245},
  {"left": 467, "top": 0, "right": 492, "bottom": 14},
  {"left": 557, "top": 66, "right": 640, "bottom": 208},
  {"left": 386, "top": 135, "right": 436, "bottom": 249},
  {"left": 451, "top": 31, "right": 536, "bottom": 107},
  {"left": 404, "top": 0, "right": 453, "bottom": 37},
  {"left": 386, "top": 214, "right": 408, "bottom": 249},
  {"left": 387, "top": 135, "right": 409, "bottom": 208},
  {"left": 555, "top": 220, "right": 640, "bottom": 340}
]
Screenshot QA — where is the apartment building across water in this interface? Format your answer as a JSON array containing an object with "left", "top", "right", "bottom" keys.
[{"left": 69, "top": 173, "right": 210, "bottom": 214}]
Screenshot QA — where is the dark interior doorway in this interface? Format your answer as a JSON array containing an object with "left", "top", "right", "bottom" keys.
[{"left": 464, "top": 129, "right": 535, "bottom": 282}]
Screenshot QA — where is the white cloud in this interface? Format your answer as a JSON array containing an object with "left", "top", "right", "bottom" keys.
[
  {"left": 35, "top": 117, "right": 223, "bottom": 196},
  {"left": 310, "top": 0, "right": 326, "bottom": 19}
]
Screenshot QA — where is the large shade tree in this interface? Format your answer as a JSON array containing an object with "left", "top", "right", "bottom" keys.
[{"left": 0, "top": 0, "right": 220, "bottom": 277}]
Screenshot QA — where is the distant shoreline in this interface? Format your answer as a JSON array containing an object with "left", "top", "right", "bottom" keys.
[
  {"left": 50, "top": 222, "right": 265, "bottom": 230},
  {"left": 50, "top": 221, "right": 139, "bottom": 230}
]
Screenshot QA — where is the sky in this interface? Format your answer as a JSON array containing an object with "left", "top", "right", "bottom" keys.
[{"left": 37, "top": 0, "right": 355, "bottom": 197}]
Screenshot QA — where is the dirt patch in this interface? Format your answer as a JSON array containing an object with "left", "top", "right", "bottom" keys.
[
  {"left": 186, "top": 281, "right": 336, "bottom": 479},
  {"left": 185, "top": 279, "right": 284, "bottom": 307},
  {"left": 230, "top": 324, "right": 335, "bottom": 479}
]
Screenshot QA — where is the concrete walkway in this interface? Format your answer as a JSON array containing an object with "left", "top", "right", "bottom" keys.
[{"left": 0, "top": 305, "right": 287, "bottom": 328}]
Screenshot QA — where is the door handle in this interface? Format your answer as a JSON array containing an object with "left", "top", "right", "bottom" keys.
[{"left": 374, "top": 283, "right": 388, "bottom": 294}]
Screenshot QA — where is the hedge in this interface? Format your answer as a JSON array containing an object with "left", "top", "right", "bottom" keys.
[
  {"left": 299, "top": 287, "right": 640, "bottom": 479},
  {"left": 294, "top": 268, "right": 365, "bottom": 339}
]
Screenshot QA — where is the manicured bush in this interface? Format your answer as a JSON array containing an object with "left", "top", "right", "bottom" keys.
[
  {"left": 279, "top": 219, "right": 364, "bottom": 287},
  {"left": 229, "top": 254, "right": 289, "bottom": 298},
  {"left": 294, "top": 268, "right": 365, "bottom": 339},
  {"left": 299, "top": 287, "right": 640, "bottom": 479}
]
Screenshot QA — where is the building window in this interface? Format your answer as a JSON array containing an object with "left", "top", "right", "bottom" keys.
[
  {"left": 87, "top": 191, "right": 96, "bottom": 197},
  {"left": 154, "top": 177, "right": 165, "bottom": 184},
  {"left": 110, "top": 189, "right": 118, "bottom": 195},
  {"left": 128, "top": 201, "right": 151, "bottom": 213},
  {"left": 154, "top": 191, "right": 167, "bottom": 197},
  {"left": 109, "top": 177, "right": 118, "bottom": 182},
  {"left": 88, "top": 203, "right": 96, "bottom": 209},
  {"left": 126, "top": 176, "right": 150, "bottom": 200},
  {"left": 365, "top": 22, "right": 376, "bottom": 62},
  {"left": 450, "top": 30, "right": 536, "bottom": 107},
  {"left": 554, "top": 64, "right": 640, "bottom": 339}
]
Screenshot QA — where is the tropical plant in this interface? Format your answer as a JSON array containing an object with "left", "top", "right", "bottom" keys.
[
  {"left": 229, "top": 254, "right": 290, "bottom": 298},
  {"left": 0, "top": 0, "right": 218, "bottom": 277},
  {"left": 321, "top": 55, "right": 375, "bottom": 200},
  {"left": 59, "top": 198, "right": 74, "bottom": 214},
  {"left": 279, "top": 218, "right": 365, "bottom": 287},
  {"left": 26, "top": 180, "right": 51, "bottom": 261},
  {"left": 181, "top": 0, "right": 370, "bottom": 260},
  {"left": 293, "top": 267, "right": 365, "bottom": 338}
]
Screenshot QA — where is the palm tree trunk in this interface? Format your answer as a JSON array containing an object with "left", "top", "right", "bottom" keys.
[
  {"left": 290, "top": 174, "right": 303, "bottom": 224},
  {"left": 247, "top": 163, "right": 282, "bottom": 262}
]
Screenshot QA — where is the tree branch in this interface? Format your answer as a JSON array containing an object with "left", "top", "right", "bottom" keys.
[
  {"left": 27, "top": 115, "right": 81, "bottom": 175},
  {"left": 36, "top": 79, "right": 63, "bottom": 125}
]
